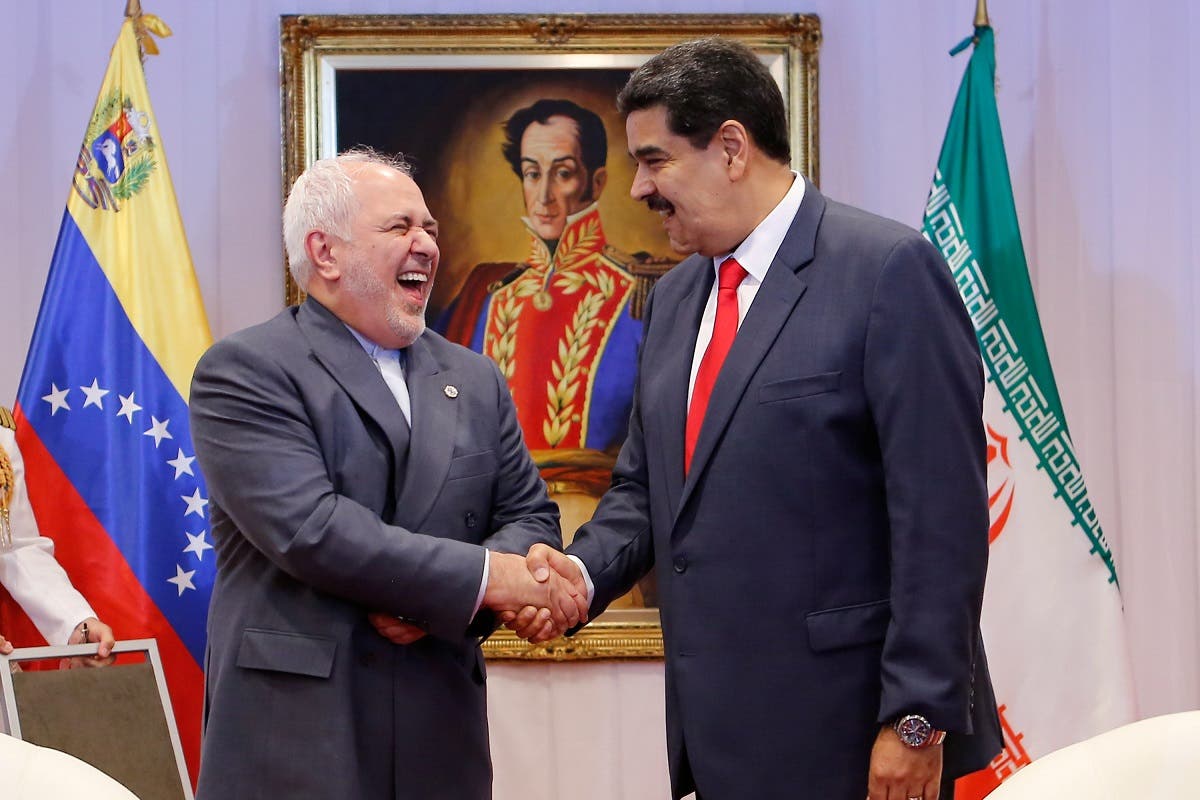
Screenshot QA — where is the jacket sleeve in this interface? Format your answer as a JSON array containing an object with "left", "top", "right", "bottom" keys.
[
  {"left": 565, "top": 289, "right": 658, "bottom": 615},
  {"left": 864, "top": 233, "right": 990, "bottom": 734}
]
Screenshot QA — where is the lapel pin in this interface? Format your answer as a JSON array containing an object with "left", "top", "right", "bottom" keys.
[{"left": 443, "top": 384, "right": 459, "bottom": 399}]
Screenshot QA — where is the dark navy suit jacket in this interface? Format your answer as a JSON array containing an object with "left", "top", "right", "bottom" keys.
[{"left": 569, "top": 181, "right": 1002, "bottom": 799}]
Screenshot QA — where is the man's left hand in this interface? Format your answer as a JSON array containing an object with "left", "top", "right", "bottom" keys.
[{"left": 867, "top": 725, "right": 942, "bottom": 800}]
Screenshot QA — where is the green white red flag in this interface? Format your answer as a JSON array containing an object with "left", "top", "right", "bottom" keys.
[{"left": 920, "top": 24, "right": 1136, "bottom": 797}]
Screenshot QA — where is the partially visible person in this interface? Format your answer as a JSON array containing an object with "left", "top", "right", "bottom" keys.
[
  {"left": 0, "top": 404, "right": 115, "bottom": 659},
  {"left": 512, "top": 37, "right": 1001, "bottom": 800},
  {"left": 189, "top": 148, "right": 583, "bottom": 799}
]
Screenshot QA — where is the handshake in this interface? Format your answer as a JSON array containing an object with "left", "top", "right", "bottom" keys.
[{"left": 369, "top": 544, "right": 588, "bottom": 646}]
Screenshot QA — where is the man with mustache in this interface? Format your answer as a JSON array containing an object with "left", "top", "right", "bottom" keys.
[
  {"left": 189, "top": 149, "right": 584, "bottom": 799},
  {"left": 514, "top": 38, "right": 1002, "bottom": 800}
]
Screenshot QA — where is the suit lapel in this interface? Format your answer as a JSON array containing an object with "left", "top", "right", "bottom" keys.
[
  {"left": 675, "top": 180, "right": 825, "bottom": 520},
  {"left": 297, "top": 299, "right": 411, "bottom": 472},
  {"left": 394, "top": 335, "right": 458, "bottom": 529},
  {"left": 652, "top": 256, "right": 712, "bottom": 518}
]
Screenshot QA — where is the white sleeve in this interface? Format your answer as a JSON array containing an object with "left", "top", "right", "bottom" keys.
[
  {"left": 0, "top": 428, "right": 95, "bottom": 645},
  {"left": 566, "top": 554, "right": 595, "bottom": 607},
  {"left": 470, "top": 548, "right": 490, "bottom": 619}
]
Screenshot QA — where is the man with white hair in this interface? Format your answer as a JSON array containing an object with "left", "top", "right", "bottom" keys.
[{"left": 189, "top": 148, "right": 581, "bottom": 799}]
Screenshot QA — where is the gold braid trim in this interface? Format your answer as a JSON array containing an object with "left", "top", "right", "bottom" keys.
[
  {"left": 0, "top": 406, "right": 14, "bottom": 547},
  {"left": 552, "top": 216, "right": 602, "bottom": 273},
  {"left": 542, "top": 288, "right": 608, "bottom": 447},
  {"left": 486, "top": 292, "right": 524, "bottom": 380},
  {"left": 526, "top": 233, "right": 553, "bottom": 273},
  {"left": 0, "top": 443, "right": 13, "bottom": 549}
]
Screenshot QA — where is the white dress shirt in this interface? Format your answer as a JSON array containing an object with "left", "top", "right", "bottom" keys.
[{"left": 345, "top": 326, "right": 413, "bottom": 425}]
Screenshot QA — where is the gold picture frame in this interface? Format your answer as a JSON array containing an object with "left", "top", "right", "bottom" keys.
[{"left": 280, "top": 13, "right": 821, "bottom": 660}]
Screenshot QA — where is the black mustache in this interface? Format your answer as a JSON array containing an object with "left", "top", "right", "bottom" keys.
[{"left": 646, "top": 195, "right": 674, "bottom": 213}]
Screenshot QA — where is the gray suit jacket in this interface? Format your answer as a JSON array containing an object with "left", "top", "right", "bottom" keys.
[
  {"left": 189, "top": 298, "right": 558, "bottom": 799},
  {"left": 569, "top": 182, "right": 1002, "bottom": 799}
]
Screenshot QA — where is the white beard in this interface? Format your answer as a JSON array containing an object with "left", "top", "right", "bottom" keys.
[{"left": 342, "top": 255, "right": 427, "bottom": 346}]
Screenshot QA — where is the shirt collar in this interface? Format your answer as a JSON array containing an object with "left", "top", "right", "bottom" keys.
[
  {"left": 712, "top": 172, "right": 806, "bottom": 283},
  {"left": 344, "top": 323, "right": 404, "bottom": 365}
]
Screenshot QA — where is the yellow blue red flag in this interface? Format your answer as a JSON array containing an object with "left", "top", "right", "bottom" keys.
[{"left": 1, "top": 15, "right": 212, "bottom": 782}]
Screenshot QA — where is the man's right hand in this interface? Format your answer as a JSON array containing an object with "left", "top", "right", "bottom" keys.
[
  {"left": 0, "top": 632, "right": 11, "bottom": 656},
  {"left": 483, "top": 550, "right": 587, "bottom": 641},
  {"left": 501, "top": 544, "right": 590, "bottom": 643}
]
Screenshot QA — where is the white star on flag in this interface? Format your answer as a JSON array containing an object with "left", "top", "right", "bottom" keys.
[
  {"left": 167, "top": 564, "right": 197, "bottom": 596},
  {"left": 117, "top": 392, "right": 143, "bottom": 424},
  {"left": 182, "top": 488, "right": 209, "bottom": 518},
  {"left": 167, "top": 449, "right": 196, "bottom": 479},
  {"left": 80, "top": 379, "right": 110, "bottom": 409},
  {"left": 144, "top": 416, "right": 174, "bottom": 448},
  {"left": 183, "top": 530, "right": 214, "bottom": 560},
  {"left": 42, "top": 384, "right": 70, "bottom": 415}
]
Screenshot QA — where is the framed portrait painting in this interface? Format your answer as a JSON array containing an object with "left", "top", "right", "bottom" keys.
[{"left": 281, "top": 13, "right": 821, "bottom": 659}]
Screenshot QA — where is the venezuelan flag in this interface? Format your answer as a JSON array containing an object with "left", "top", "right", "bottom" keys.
[{"left": 1, "top": 15, "right": 212, "bottom": 782}]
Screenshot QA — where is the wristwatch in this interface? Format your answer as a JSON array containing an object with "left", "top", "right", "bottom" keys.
[{"left": 892, "top": 714, "right": 947, "bottom": 748}]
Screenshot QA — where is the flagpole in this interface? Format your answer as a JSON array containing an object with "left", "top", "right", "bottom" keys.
[
  {"left": 974, "top": 0, "right": 990, "bottom": 28},
  {"left": 123, "top": 0, "right": 170, "bottom": 63}
]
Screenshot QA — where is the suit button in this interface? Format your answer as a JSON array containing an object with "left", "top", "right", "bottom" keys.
[
  {"left": 465, "top": 512, "right": 477, "bottom": 528},
  {"left": 673, "top": 557, "right": 687, "bottom": 574}
]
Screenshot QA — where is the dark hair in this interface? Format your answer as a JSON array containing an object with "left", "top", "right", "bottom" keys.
[
  {"left": 617, "top": 37, "right": 790, "bottom": 164},
  {"left": 501, "top": 98, "right": 608, "bottom": 178}
]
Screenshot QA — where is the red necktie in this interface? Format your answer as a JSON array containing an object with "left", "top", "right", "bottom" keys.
[{"left": 685, "top": 257, "right": 748, "bottom": 474}]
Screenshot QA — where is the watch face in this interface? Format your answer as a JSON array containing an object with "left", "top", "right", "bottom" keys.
[{"left": 896, "top": 715, "right": 932, "bottom": 747}]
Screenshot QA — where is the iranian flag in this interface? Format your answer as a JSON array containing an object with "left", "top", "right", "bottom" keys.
[{"left": 920, "top": 23, "right": 1136, "bottom": 797}]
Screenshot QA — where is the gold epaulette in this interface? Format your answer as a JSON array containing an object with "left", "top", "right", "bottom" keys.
[
  {"left": 602, "top": 246, "right": 679, "bottom": 320},
  {"left": 0, "top": 406, "right": 14, "bottom": 431},
  {"left": 601, "top": 243, "right": 638, "bottom": 271},
  {"left": 482, "top": 263, "right": 529, "bottom": 293}
]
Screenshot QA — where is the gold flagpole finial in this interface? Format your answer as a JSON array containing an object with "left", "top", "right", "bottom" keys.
[
  {"left": 975, "top": 0, "right": 991, "bottom": 28},
  {"left": 122, "top": 0, "right": 172, "bottom": 62}
]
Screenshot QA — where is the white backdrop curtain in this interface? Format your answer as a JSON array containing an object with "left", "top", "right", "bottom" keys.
[{"left": 1, "top": 2, "right": 1195, "bottom": 798}]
